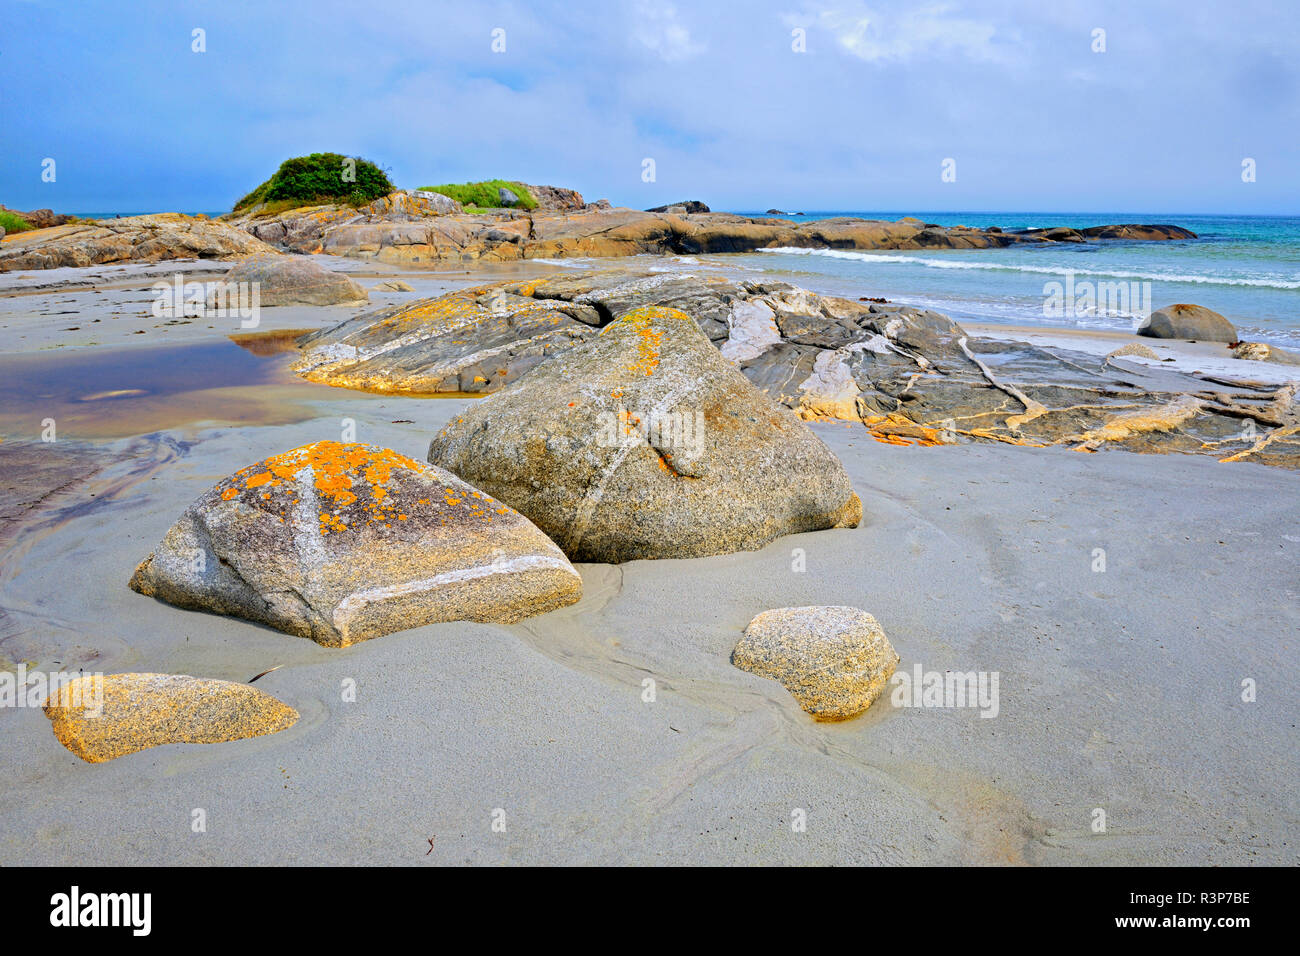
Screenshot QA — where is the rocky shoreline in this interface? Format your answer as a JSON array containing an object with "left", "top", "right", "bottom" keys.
[
  {"left": 294, "top": 269, "right": 1300, "bottom": 468},
  {"left": 0, "top": 188, "right": 1195, "bottom": 272}
]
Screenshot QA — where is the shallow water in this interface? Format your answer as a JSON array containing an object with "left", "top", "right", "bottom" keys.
[{"left": 0, "top": 336, "right": 326, "bottom": 440}]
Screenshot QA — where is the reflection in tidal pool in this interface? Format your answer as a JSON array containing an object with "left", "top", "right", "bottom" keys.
[{"left": 0, "top": 334, "right": 327, "bottom": 440}]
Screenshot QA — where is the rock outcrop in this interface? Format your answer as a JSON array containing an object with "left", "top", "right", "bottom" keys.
[
  {"left": 294, "top": 285, "right": 603, "bottom": 394},
  {"left": 300, "top": 270, "right": 1300, "bottom": 468},
  {"left": 211, "top": 255, "right": 368, "bottom": 307},
  {"left": 0, "top": 206, "right": 73, "bottom": 229},
  {"left": 520, "top": 184, "right": 588, "bottom": 211},
  {"left": 427, "top": 304, "right": 863, "bottom": 562},
  {"left": 236, "top": 191, "right": 462, "bottom": 259},
  {"left": 44, "top": 672, "right": 298, "bottom": 762},
  {"left": 732, "top": 606, "right": 899, "bottom": 720},
  {"left": 226, "top": 192, "right": 1199, "bottom": 264},
  {"left": 0, "top": 214, "right": 278, "bottom": 272},
  {"left": 1, "top": 189, "right": 1198, "bottom": 271},
  {"left": 129, "top": 441, "right": 583, "bottom": 646},
  {"left": 1138, "top": 303, "right": 1237, "bottom": 342},
  {"left": 648, "top": 201, "right": 710, "bottom": 214},
  {"left": 1079, "top": 223, "right": 1196, "bottom": 240}
]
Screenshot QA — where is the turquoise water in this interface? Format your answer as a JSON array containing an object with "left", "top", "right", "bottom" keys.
[{"left": 727, "top": 212, "right": 1300, "bottom": 345}]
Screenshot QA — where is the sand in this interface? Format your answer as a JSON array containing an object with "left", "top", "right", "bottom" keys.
[{"left": 0, "top": 258, "right": 1296, "bottom": 865}]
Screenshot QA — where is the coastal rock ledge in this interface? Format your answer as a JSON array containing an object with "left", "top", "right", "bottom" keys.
[
  {"left": 732, "top": 606, "right": 899, "bottom": 720},
  {"left": 0, "top": 214, "right": 277, "bottom": 271},
  {"left": 304, "top": 271, "right": 1300, "bottom": 469},
  {"left": 129, "top": 441, "right": 582, "bottom": 646},
  {"left": 44, "top": 672, "right": 298, "bottom": 763},
  {"left": 427, "top": 305, "right": 862, "bottom": 562}
]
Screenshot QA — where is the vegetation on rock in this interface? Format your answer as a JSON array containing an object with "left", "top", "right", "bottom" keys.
[
  {"left": 418, "top": 180, "right": 537, "bottom": 211},
  {"left": 0, "top": 210, "right": 36, "bottom": 233},
  {"left": 234, "top": 153, "right": 394, "bottom": 212}
]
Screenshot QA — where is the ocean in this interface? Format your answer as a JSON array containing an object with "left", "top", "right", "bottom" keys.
[{"left": 725, "top": 212, "right": 1300, "bottom": 346}]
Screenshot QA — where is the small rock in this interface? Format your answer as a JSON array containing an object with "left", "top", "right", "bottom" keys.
[
  {"left": 1138, "top": 304, "right": 1236, "bottom": 343},
  {"left": 1231, "top": 341, "right": 1300, "bottom": 365},
  {"left": 44, "top": 672, "right": 298, "bottom": 763},
  {"left": 732, "top": 606, "right": 899, "bottom": 720},
  {"left": 372, "top": 279, "right": 415, "bottom": 292},
  {"left": 498, "top": 187, "right": 520, "bottom": 207}
]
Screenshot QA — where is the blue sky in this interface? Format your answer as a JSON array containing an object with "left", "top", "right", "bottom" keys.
[{"left": 3, "top": 0, "right": 1298, "bottom": 214}]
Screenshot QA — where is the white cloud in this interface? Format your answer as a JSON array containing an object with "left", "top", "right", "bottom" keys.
[
  {"left": 633, "top": 1, "right": 706, "bottom": 62},
  {"left": 791, "top": 1, "right": 1006, "bottom": 63}
]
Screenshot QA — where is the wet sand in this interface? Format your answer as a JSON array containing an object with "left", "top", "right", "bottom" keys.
[{"left": 0, "top": 258, "right": 1295, "bottom": 865}]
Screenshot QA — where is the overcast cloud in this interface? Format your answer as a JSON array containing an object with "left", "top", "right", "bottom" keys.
[{"left": 3, "top": 0, "right": 1297, "bottom": 213}]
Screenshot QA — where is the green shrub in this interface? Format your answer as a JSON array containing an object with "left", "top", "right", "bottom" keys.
[
  {"left": 234, "top": 153, "right": 393, "bottom": 212},
  {"left": 0, "top": 210, "right": 35, "bottom": 233},
  {"left": 418, "top": 180, "right": 536, "bottom": 210}
]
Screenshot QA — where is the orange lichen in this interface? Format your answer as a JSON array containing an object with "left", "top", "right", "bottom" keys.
[
  {"left": 215, "top": 441, "right": 432, "bottom": 531},
  {"left": 610, "top": 307, "right": 690, "bottom": 377}
]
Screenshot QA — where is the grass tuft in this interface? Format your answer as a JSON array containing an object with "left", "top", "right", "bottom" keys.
[
  {"left": 0, "top": 210, "right": 36, "bottom": 233},
  {"left": 418, "top": 180, "right": 536, "bottom": 211}
]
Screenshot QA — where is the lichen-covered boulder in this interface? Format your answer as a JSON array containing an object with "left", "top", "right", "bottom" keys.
[
  {"left": 732, "top": 606, "right": 899, "bottom": 720},
  {"left": 44, "top": 673, "right": 297, "bottom": 763},
  {"left": 1138, "top": 304, "right": 1237, "bottom": 342},
  {"left": 427, "top": 305, "right": 862, "bottom": 562},
  {"left": 212, "top": 254, "right": 368, "bottom": 307},
  {"left": 129, "top": 441, "right": 582, "bottom": 646}
]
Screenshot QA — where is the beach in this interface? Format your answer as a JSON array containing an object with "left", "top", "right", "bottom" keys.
[{"left": 0, "top": 250, "right": 1295, "bottom": 865}]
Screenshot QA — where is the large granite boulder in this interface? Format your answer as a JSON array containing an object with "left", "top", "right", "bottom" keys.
[
  {"left": 732, "top": 606, "right": 899, "bottom": 720},
  {"left": 211, "top": 255, "right": 368, "bottom": 307},
  {"left": 1138, "top": 303, "right": 1237, "bottom": 342},
  {"left": 44, "top": 673, "right": 298, "bottom": 763},
  {"left": 0, "top": 214, "right": 277, "bottom": 272},
  {"left": 427, "top": 305, "right": 863, "bottom": 562},
  {"left": 129, "top": 441, "right": 582, "bottom": 646}
]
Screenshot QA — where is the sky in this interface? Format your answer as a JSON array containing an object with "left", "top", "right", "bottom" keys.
[{"left": 3, "top": 0, "right": 1298, "bottom": 215}]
